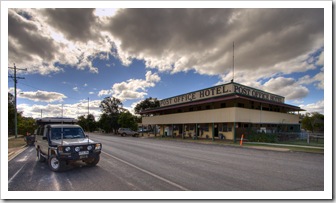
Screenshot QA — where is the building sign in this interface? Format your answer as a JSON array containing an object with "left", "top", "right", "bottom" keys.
[{"left": 159, "top": 83, "right": 285, "bottom": 107}]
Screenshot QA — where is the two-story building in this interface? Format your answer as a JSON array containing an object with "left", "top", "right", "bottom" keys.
[{"left": 140, "top": 82, "right": 304, "bottom": 142}]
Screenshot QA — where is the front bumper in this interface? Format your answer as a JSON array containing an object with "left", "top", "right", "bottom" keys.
[{"left": 57, "top": 150, "right": 101, "bottom": 161}]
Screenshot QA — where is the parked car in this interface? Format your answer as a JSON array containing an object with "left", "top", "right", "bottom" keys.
[
  {"left": 35, "top": 117, "right": 102, "bottom": 172},
  {"left": 118, "top": 128, "right": 139, "bottom": 137}
]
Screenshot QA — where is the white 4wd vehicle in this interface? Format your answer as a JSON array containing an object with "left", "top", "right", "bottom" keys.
[{"left": 35, "top": 117, "right": 102, "bottom": 172}]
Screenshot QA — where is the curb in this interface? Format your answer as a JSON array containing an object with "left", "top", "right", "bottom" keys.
[{"left": 8, "top": 145, "right": 28, "bottom": 161}]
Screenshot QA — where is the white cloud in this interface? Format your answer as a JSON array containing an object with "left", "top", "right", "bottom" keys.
[
  {"left": 18, "top": 99, "right": 103, "bottom": 121},
  {"left": 110, "top": 71, "right": 161, "bottom": 101},
  {"left": 73, "top": 87, "right": 79, "bottom": 92},
  {"left": 18, "top": 90, "right": 67, "bottom": 103},
  {"left": 263, "top": 77, "right": 309, "bottom": 101},
  {"left": 98, "top": 89, "right": 113, "bottom": 97},
  {"left": 298, "top": 71, "right": 324, "bottom": 90},
  {"left": 316, "top": 51, "right": 324, "bottom": 66},
  {"left": 299, "top": 100, "right": 324, "bottom": 114}
]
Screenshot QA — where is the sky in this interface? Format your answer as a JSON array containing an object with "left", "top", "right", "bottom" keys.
[{"left": 3, "top": 2, "right": 330, "bottom": 121}]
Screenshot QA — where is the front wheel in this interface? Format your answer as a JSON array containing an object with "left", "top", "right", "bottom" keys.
[
  {"left": 86, "top": 155, "right": 100, "bottom": 167},
  {"left": 48, "top": 155, "right": 64, "bottom": 172},
  {"left": 37, "top": 148, "right": 46, "bottom": 162}
]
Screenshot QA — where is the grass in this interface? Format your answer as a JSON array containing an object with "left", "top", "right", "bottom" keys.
[{"left": 8, "top": 137, "right": 26, "bottom": 149}]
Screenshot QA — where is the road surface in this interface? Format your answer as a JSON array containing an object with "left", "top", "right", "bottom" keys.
[{"left": 8, "top": 133, "right": 324, "bottom": 191}]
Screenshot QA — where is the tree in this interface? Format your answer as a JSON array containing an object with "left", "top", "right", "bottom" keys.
[
  {"left": 77, "top": 115, "right": 88, "bottom": 131},
  {"left": 77, "top": 114, "right": 97, "bottom": 132},
  {"left": 301, "top": 112, "right": 324, "bottom": 132},
  {"left": 17, "top": 115, "right": 37, "bottom": 135},
  {"left": 98, "top": 113, "right": 113, "bottom": 133},
  {"left": 87, "top": 114, "right": 97, "bottom": 132},
  {"left": 8, "top": 92, "right": 15, "bottom": 135},
  {"left": 100, "top": 97, "right": 123, "bottom": 115},
  {"left": 118, "top": 111, "right": 138, "bottom": 131},
  {"left": 134, "top": 97, "right": 160, "bottom": 115},
  {"left": 99, "top": 97, "right": 123, "bottom": 133}
]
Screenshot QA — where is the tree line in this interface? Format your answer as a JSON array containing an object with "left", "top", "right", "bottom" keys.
[
  {"left": 8, "top": 92, "right": 323, "bottom": 135},
  {"left": 8, "top": 93, "right": 160, "bottom": 136}
]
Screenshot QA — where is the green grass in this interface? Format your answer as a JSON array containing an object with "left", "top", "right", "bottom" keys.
[{"left": 8, "top": 137, "right": 26, "bottom": 149}]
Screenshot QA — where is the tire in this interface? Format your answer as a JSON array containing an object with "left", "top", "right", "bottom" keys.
[
  {"left": 48, "top": 154, "right": 64, "bottom": 172},
  {"left": 122, "top": 133, "right": 126, "bottom": 137},
  {"left": 86, "top": 155, "right": 100, "bottom": 167},
  {"left": 37, "top": 148, "right": 46, "bottom": 162}
]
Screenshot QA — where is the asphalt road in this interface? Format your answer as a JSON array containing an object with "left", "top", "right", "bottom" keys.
[{"left": 8, "top": 133, "right": 324, "bottom": 191}]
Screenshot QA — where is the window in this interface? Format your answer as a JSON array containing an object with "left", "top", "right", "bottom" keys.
[
  {"left": 238, "top": 103, "right": 244, "bottom": 108},
  {"left": 222, "top": 123, "right": 228, "bottom": 132}
]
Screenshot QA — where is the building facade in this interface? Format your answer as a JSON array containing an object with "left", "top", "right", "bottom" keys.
[{"left": 140, "top": 82, "right": 304, "bottom": 142}]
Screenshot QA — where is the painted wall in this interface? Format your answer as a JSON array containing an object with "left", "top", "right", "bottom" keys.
[{"left": 142, "top": 107, "right": 299, "bottom": 125}]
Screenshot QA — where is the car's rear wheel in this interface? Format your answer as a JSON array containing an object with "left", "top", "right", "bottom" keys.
[
  {"left": 48, "top": 155, "right": 64, "bottom": 172},
  {"left": 37, "top": 148, "right": 46, "bottom": 162}
]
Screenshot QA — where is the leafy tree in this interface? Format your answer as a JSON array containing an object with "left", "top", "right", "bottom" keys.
[
  {"left": 99, "top": 97, "right": 123, "bottom": 133},
  {"left": 17, "top": 114, "right": 37, "bottom": 135},
  {"left": 118, "top": 111, "right": 138, "bottom": 131},
  {"left": 77, "top": 115, "right": 88, "bottom": 131},
  {"left": 301, "top": 112, "right": 324, "bottom": 132},
  {"left": 77, "top": 114, "right": 97, "bottom": 132},
  {"left": 87, "top": 114, "right": 97, "bottom": 132},
  {"left": 8, "top": 92, "right": 15, "bottom": 135},
  {"left": 98, "top": 113, "right": 113, "bottom": 133},
  {"left": 134, "top": 97, "right": 160, "bottom": 115},
  {"left": 100, "top": 97, "right": 123, "bottom": 115}
]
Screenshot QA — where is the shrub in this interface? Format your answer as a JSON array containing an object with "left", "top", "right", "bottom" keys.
[{"left": 247, "top": 132, "right": 278, "bottom": 143}]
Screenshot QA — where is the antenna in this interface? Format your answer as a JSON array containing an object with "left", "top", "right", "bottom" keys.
[
  {"left": 61, "top": 104, "right": 64, "bottom": 145},
  {"left": 232, "top": 41, "right": 234, "bottom": 83}
]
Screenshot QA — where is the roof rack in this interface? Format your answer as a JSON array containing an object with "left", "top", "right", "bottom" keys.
[{"left": 36, "top": 117, "right": 77, "bottom": 125}]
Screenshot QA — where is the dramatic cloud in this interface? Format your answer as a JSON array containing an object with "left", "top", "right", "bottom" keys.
[
  {"left": 41, "top": 8, "right": 99, "bottom": 43},
  {"left": 8, "top": 8, "right": 112, "bottom": 75},
  {"left": 18, "top": 90, "right": 67, "bottom": 103},
  {"left": 98, "top": 71, "right": 161, "bottom": 101},
  {"left": 263, "top": 77, "right": 309, "bottom": 101},
  {"left": 106, "top": 8, "right": 323, "bottom": 78}
]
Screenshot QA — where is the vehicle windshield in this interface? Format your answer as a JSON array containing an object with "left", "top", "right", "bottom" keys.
[{"left": 50, "top": 127, "right": 86, "bottom": 140}]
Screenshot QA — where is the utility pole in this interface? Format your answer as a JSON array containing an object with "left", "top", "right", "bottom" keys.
[
  {"left": 88, "top": 97, "right": 90, "bottom": 117},
  {"left": 8, "top": 64, "right": 27, "bottom": 138}
]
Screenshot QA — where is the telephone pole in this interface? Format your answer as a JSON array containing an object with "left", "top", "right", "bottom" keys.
[{"left": 9, "top": 64, "right": 27, "bottom": 138}]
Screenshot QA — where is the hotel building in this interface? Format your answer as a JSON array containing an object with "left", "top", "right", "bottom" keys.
[{"left": 140, "top": 82, "right": 304, "bottom": 142}]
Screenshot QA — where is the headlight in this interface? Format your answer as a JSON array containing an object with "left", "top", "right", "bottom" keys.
[
  {"left": 87, "top": 145, "right": 93, "bottom": 150},
  {"left": 65, "top": 146, "right": 71, "bottom": 152},
  {"left": 95, "top": 143, "right": 101, "bottom": 150},
  {"left": 75, "top": 146, "right": 80, "bottom": 152}
]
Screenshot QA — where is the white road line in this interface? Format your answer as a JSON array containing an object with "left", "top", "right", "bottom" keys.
[
  {"left": 102, "top": 151, "right": 190, "bottom": 191},
  {"left": 8, "top": 163, "right": 27, "bottom": 184}
]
